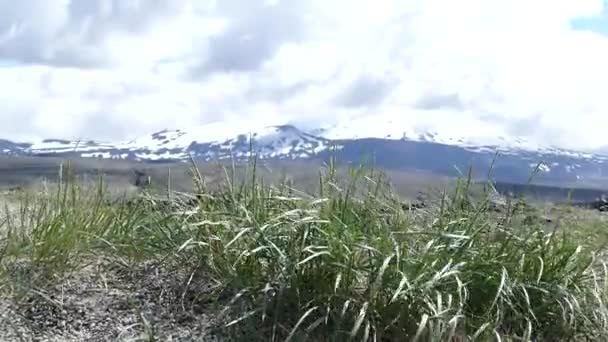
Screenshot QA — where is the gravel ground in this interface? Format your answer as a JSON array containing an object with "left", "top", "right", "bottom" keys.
[{"left": 0, "top": 260, "right": 225, "bottom": 341}]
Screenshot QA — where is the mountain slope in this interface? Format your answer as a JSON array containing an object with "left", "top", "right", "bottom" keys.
[{"left": 5, "top": 118, "right": 608, "bottom": 188}]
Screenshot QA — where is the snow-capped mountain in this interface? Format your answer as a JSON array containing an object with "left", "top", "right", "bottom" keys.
[
  {"left": 4, "top": 117, "right": 608, "bottom": 187},
  {"left": 26, "top": 122, "right": 329, "bottom": 161}
]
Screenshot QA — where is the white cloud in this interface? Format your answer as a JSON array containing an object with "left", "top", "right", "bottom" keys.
[{"left": 0, "top": 0, "right": 607, "bottom": 152}]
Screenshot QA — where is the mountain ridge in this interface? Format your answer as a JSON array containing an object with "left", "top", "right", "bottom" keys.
[{"left": 3, "top": 119, "right": 608, "bottom": 188}]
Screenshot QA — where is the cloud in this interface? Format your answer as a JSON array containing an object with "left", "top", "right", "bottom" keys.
[
  {"left": 190, "top": 0, "right": 307, "bottom": 76},
  {"left": 1, "top": 0, "right": 608, "bottom": 152},
  {"left": 334, "top": 75, "right": 397, "bottom": 108},
  {"left": 0, "top": 0, "right": 190, "bottom": 67},
  {"left": 414, "top": 93, "right": 465, "bottom": 111}
]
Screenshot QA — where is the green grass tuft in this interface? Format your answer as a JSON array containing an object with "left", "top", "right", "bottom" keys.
[{"left": 0, "top": 157, "right": 607, "bottom": 341}]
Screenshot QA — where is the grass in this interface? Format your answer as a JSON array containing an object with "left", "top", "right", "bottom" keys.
[{"left": 0, "top": 157, "right": 608, "bottom": 341}]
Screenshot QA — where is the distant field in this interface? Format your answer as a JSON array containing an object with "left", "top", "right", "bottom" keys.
[
  {"left": 0, "top": 155, "right": 606, "bottom": 205},
  {"left": 0, "top": 156, "right": 452, "bottom": 200}
]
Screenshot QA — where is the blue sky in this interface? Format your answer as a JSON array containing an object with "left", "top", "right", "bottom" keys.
[
  {"left": 572, "top": 6, "right": 608, "bottom": 35},
  {"left": 0, "top": 59, "right": 19, "bottom": 68},
  {"left": 1, "top": 0, "right": 608, "bottom": 152}
]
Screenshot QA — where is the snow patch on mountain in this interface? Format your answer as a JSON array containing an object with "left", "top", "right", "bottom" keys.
[
  {"left": 530, "top": 162, "right": 551, "bottom": 172},
  {"left": 116, "top": 119, "right": 276, "bottom": 150},
  {"left": 315, "top": 114, "right": 608, "bottom": 160},
  {"left": 27, "top": 120, "right": 330, "bottom": 161}
]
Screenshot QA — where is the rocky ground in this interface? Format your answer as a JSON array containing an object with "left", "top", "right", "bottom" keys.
[{"left": 0, "top": 260, "right": 224, "bottom": 341}]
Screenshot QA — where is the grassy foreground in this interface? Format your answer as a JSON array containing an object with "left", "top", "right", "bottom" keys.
[{"left": 1, "top": 159, "right": 608, "bottom": 341}]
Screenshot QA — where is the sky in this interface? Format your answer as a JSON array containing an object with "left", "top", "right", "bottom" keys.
[{"left": 1, "top": 0, "right": 608, "bottom": 152}]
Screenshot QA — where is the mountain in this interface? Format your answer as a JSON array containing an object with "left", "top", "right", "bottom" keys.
[
  {"left": 4, "top": 117, "right": 608, "bottom": 188},
  {"left": 0, "top": 139, "right": 30, "bottom": 156}
]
